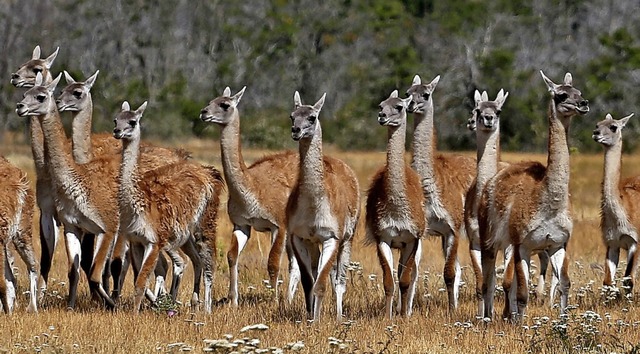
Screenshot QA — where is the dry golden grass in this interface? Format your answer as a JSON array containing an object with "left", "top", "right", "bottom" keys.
[{"left": 2, "top": 138, "right": 640, "bottom": 353}]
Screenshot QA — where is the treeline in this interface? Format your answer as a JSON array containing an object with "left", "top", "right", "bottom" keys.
[{"left": 1, "top": 0, "right": 639, "bottom": 152}]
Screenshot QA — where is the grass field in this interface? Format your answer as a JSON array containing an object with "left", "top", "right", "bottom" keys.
[{"left": 1, "top": 136, "right": 640, "bottom": 353}]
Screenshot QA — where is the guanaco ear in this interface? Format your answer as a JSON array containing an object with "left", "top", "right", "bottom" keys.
[
  {"left": 495, "top": 89, "right": 509, "bottom": 110},
  {"left": 46, "top": 73, "right": 61, "bottom": 93},
  {"left": 605, "top": 113, "right": 613, "bottom": 121},
  {"left": 135, "top": 101, "right": 148, "bottom": 116},
  {"left": 474, "top": 90, "right": 482, "bottom": 106},
  {"left": 122, "top": 101, "right": 131, "bottom": 111},
  {"left": 44, "top": 47, "right": 59, "bottom": 69},
  {"left": 35, "top": 72, "right": 44, "bottom": 87},
  {"left": 540, "top": 70, "right": 558, "bottom": 92},
  {"left": 312, "top": 93, "right": 326, "bottom": 113},
  {"left": 563, "top": 72, "right": 573, "bottom": 86},
  {"left": 63, "top": 70, "right": 76, "bottom": 84},
  {"left": 619, "top": 113, "right": 634, "bottom": 128},
  {"left": 389, "top": 90, "right": 399, "bottom": 99},
  {"left": 223, "top": 87, "right": 231, "bottom": 97},
  {"left": 84, "top": 70, "right": 99, "bottom": 90},
  {"left": 481, "top": 91, "right": 488, "bottom": 102},
  {"left": 400, "top": 96, "right": 412, "bottom": 108},
  {"left": 427, "top": 75, "right": 440, "bottom": 90},
  {"left": 230, "top": 86, "right": 246, "bottom": 107},
  {"left": 32, "top": 45, "right": 41, "bottom": 60},
  {"left": 412, "top": 74, "right": 421, "bottom": 86},
  {"left": 293, "top": 91, "right": 302, "bottom": 109}
]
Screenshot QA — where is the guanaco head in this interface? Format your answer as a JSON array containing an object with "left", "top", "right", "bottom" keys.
[
  {"left": 377, "top": 90, "right": 411, "bottom": 127},
  {"left": 199, "top": 86, "right": 246, "bottom": 125},
  {"left": 540, "top": 71, "right": 589, "bottom": 117},
  {"left": 290, "top": 91, "right": 326, "bottom": 141},
  {"left": 473, "top": 89, "right": 509, "bottom": 131},
  {"left": 11, "top": 45, "right": 59, "bottom": 88},
  {"left": 112, "top": 101, "right": 147, "bottom": 140},
  {"left": 56, "top": 70, "right": 99, "bottom": 112},
  {"left": 406, "top": 74, "right": 440, "bottom": 114},
  {"left": 16, "top": 72, "right": 61, "bottom": 117},
  {"left": 592, "top": 113, "right": 634, "bottom": 147}
]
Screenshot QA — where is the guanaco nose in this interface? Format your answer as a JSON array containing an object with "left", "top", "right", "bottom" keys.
[
  {"left": 11, "top": 73, "right": 19, "bottom": 80},
  {"left": 291, "top": 126, "right": 301, "bottom": 134}
]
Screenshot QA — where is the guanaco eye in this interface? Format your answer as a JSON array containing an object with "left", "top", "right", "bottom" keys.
[
  {"left": 395, "top": 104, "right": 404, "bottom": 111},
  {"left": 129, "top": 120, "right": 137, "bottom": 127},
  {"left": 33, "top": 67, "right": 42, "bottom": 73},
  {"left": 610, "top": 125, "right": 618, "bottom": 132},
  {"left": 422, "top": 93, "right": 430, "bottom": 100},
  {"left": 73, "top": 91, "right": 82, "bottom": 99},
  {"left": 219, "top": 102, "right": 230, "bottom": 110},
  {"left": 555, "top": 92, "right": 568, "bottom": 101},
  {"left": 289, "top": 114, "right": 294, "bottom": 121},
  {"left": 496, "top": 109, "right": 502, "bottom": 115},
  {"left": 308, "top": 115, "right": 316, "bottom": 122},
  {"left": 36, "top": 94, "right": 46, "bottom": 103}
]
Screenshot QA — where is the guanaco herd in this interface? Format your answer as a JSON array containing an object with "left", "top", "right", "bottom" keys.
[{"left": 0, "top": 45, "right": 636, "bottom": 323}]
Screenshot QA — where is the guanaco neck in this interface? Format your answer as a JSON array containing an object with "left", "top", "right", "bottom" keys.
[
  {"left": 297, "top": 123, "right": 326, "bottom": 199},
  {"left": 601, "top": 140, "right": 623, "bottom": 215},
  {"left": 542, "top": 100, "right": 572, "bottom": 211},
  {"left": 28, "top": 73, "right": 53, "bottom": 175},
  {"left": 71, "top": 96, "right": 94, "bottom": 164},
  {"left": 386, "top": 116, "right": 409, "bottom": 203},
  {"left": 411, "top": 97, "right": 436, "bottom": 189},
  {"left": 219, "top": 110, "right": 253, "bottom": 199},
  {"left": 37, "top": 99, "right": 79, "bottom": 191},
  {"left": 475, "top": 123, "right": 501, "bottom": 198},
  {"left": 119, "top": 132, "right": 145, "bottom": 215}
]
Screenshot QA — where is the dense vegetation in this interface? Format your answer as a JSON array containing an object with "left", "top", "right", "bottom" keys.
[{"left": 1, "top": 0, "right": 638, "bottom": 152}]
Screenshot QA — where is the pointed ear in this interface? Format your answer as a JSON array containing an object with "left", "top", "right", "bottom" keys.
[
  {"left": 313, "top": 93, "right": 326, "bottom": 112},
  {"left": 496, "top": 89, "right": 509, "bottom": 110},
  {"left": 540, "top": 70, "right": 557, "bottom": 92},
  {"left": 135, "top": 101, "right": 148, "bottom": 116},
  {"left": 63, "top": 70, "right": 76, "bottom": 84},
  {"left": 390, "top": 90, "right": 398, "bottom": 98},
  {"left": 428, "top": 75, "right": 440, "bottom": 89},
  {"left": 44, "top": 47, "right": 59, "bottom": 69},
  {"left": 85, "top": 70, "right": 99, "bottom": 89},
  {"left": 122, "top": 101, "right": 131, "bottom": 111},
  {"left": 619, "top": 113, "right": 634, "bottom": 127},
  {"left": 474, "top": 90, "right": 482, "bottom": 105},
  {"left": 47, "top": 73, "right": 61, "bottom": 93},
  {"left": 481, "top": 91, "right": 488, "bottom": 102},
  {"left": 35, "top": 72, "right": 43, "bottom": 86},
  {"left": 412, "top": 75, "right": 421, "bottom": 85},
  {"left": 230, "top": 86, "right": 246, "bottom": 107},
  {"left": 401, "top": 96, "right": 412, "bottom": 108},
  {"left": 563, "top": 72, "right": 573, "bottom": 86},
  {"left": 32, "top": 45, "right": 41, "bottom": 60},
  {"left": 605, "top": 113, "right": 613, "bottom": 121},
  {"left": 293, "top": 91, "right": 302, "bottom": 109},
  {"left": 223, "top": 86, "right": 231, "bottom": 97}
]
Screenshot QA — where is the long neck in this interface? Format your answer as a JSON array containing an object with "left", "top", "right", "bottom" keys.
[
  {"left": 298, "top": 124, "right": 326, "bottom": 197},
  {"left": 386, "top": 121, "right": 408, "bottom": 198},
  {"left": 543, "top": 100, "right": 571, "bottom": 207},
  {"left": 411, "top": 98, "right": 436, "bottom": 183},
  {"left": 71, "top": 98, "right": 94, "bottom": 164},
  {"left": 602, "top": 142, "right": 622, "bottom": 211},
  {"left": 219, "top": 111, "right": 252, "bottom": 196},
  {"left": 29, "top": 117, "right": 46, "bottom": 171},
  {"left": 37, "top": 100, "right": 78, "bottom": 187},
  {"left": 475, "top": 125, "right": 500, "bottom": 195},
  {"left": 119, "top": 134, "right": 144, "bottom": 213}
]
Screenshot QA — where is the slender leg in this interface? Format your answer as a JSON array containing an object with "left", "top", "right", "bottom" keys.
[
  {"left": 604, "top": 246, "right": 620, "bottom": 287},
  {"left": 406, "top": 239, "right": 422, "bottom": 317},
  {"left": 88, "top": 231, "right": 116, "bottom": 309},
  {"left": 286, "top": 233, "right": 301, "bottom": 304},
  {"left": 514, "top": 246, "right": 530, "bottom": 321},
  {"left": 194, "top": 231, "right": 216, "bottom": 314},
  {"left": 166, "top": 248, "right": 187, "bottom": 300},
  {"left": 502, "top": 245, "right": 516, "bottom": 320},
  {"left": 64, "top": 227, "right": 82, "bottom": 309},
  {"left": 549, "top": 247, "right": 570, "bottom": 313},
  {"left": 134, "top": 242, "right": 161, "bottom": 313},
  {"left": 481, "top": 247, "right": 497, "bottom": 320},
  {"left": 377, "top": 241, "right": 395, "bottom": 319},
  {"left": 623, "top": 243, "right": 638, "bottom": 294},
  {"left": 397, "top": 239, "right": 419, "bottom": 317},
  {"left": 469, "top": 237, "right": 484, "bottom": 318},
  {"left": 442, "top": 230, "right": 460, "bottom": 312},
  {"left": 110, "top": 234, "right": 128, "bottom": 301},
  {"left": 3, "top": 245, "right": 16, "bottom": 314},
  {"left": 228, "top": 225, "right": 251, "bottom": 306},
  {"left": 312, "top": 237, "right": 339, "bottom": 322},
  {"left": 12, "top": 232, "right": 39, "bottom": 313},
  {"left": 292, "top": 235, "right": 318, "bottom": 318},
  {"left": 267, "top": 227, "right": 286, "bottom": 301},
  {"left": 37, "top": 194, "right": 59, "bottom": 300},
  {"left": 536, "top": 251, "right": 550, "bottom": 301},
  {"left": 333, "top": 236, "right": 352, "bottom": 321}
]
